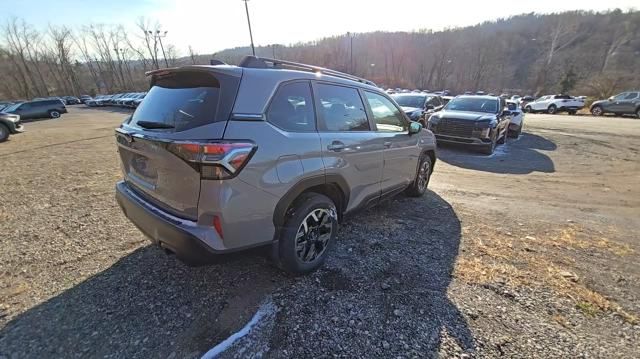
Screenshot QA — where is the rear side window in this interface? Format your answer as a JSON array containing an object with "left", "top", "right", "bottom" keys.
[
  {"left": 624, "top": 92, "right": 638, "bottom": 100},
  {"left": 266, "top": 81, "right": 315, "bottom": 131},
  {"left": 316, "top": 84, "right": 369, "bottom": 131},
  {"left": 131, "top": 71, "right": 220, "bottom": 132}
]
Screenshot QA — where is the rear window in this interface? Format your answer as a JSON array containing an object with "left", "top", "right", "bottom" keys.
[{"left": 131, "top": 71, "right": 220, "bottom": 132}]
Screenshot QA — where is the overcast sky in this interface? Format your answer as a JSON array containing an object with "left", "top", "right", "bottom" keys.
[{"left": 1, "top": 0, "right": 637, "bottom": 55}]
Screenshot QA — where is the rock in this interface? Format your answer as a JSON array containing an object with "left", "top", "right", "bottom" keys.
[
  {"left": 382, "top": 340, "right": 390, "bottom": 349},
  {"left": 559, "top": 271, "right": 579, "bottom": 282},
  {"left": 393, "top": 309, "right": 402, "bottom": 317},
  {"left": 525, "top": 235, "right": 536, "bottom": 240}
]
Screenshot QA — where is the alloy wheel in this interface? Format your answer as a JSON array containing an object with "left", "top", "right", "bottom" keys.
[
  {"left": 417, "top": 160, "right": 431, "bottom": 192},
  {"left": 295, "top": 208, "right": 333, "bottom": 263}
]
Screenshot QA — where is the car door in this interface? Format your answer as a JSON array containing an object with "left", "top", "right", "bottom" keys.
[
  {"left": 532, "top": 96, "right": 548, "bottom": 111},
  {"left": 313, "top": 82, "right": 385, "bottom": 212},
  {"left": 604, "top": 92, "right": 627, "bottom": 113},
  {"left": 618, "top": 92, "right": 639, "bottom": 114},
  {"left": 15, "top": 103, "right": 34, "bottom": 119},
  {"left": 362, "top": 90, "right": 419, "bottom": 195}
]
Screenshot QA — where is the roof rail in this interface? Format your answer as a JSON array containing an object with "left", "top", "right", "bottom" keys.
[{"left": 238, "top": 56, "right": 377, "bottom": 87}]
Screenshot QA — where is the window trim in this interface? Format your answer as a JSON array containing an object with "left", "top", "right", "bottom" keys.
[
  {"left": 311, "top": 80, "right": 374, "bottom": 133},
  {"left": 363, "top": 90, "right": 411, "bottom": 133},
  {"left": 264, "top": 79, "right": 317, "bottom": 133}
]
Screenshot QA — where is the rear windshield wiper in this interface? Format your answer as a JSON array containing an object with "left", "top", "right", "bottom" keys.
[{"left": 136, "top": 120, "right": 174, "bottom": 129}]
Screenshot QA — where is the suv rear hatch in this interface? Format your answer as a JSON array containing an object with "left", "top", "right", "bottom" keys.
[{"left": 115, "top": 67, "right": 242, "bottom": 220}]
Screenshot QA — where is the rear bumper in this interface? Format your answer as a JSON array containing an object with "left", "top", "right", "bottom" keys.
[{"left": 116, "top": 181, "right": 226, "bottom": 265}]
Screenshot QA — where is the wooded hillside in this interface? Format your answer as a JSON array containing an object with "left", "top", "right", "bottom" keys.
[{"left": 1, "top": 9, "right": 638, "bottom": 100}]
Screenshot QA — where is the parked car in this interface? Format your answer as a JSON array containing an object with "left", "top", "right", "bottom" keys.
[
  {"left": 391, "top": 93, "right": 444, "bottom": 126},
  {"left": 114, "top": 56, "right": 437, "bottom": 274},
  {"left": 519, "top": 95, "right": 535, "bottom": 109},
  {"left": 79, "top": 95, "right": 92, "bottom": 104},
  {"left": 0, "top": 112, "right": 24, "bottom": 142},
  {"left": 524, "top": 94, "right": 584, "bottom": 114},
  {"left": 427, "top": 95, "right": 511, "bottom": 155},
  {"left": 1, "top": 99, "right": 67, "bottom": 120},
  {"left": 506, "top": 100, "right": 524, "bottom": 138},
  {"left": 590, "top": 91, "right": 640, "bottom": 117},
  {"left": 131, "top": 93, "right": 146, "bottom": 108},
  {"left": 63, "top": 96, "right": 82, "bottom": 105},
  {"left": 510, "top": 95, "right": 522, "bottom": 103},
  {"left": 86, "top": 95, "right": 108, "bottom": 107}
]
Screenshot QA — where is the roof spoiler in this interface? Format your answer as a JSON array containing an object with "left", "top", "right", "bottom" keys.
[{"left": 238, "top": 55, "right": 377, "bottom": 87}]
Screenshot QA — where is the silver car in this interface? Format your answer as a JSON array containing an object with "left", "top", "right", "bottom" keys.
[{"left": 115, "top": 56, "right": 437, "bottom": 274}]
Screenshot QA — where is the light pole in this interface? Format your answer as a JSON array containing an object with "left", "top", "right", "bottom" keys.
[
  {"left": 347, "top": 32, "right": 353, "bottom": 73},
  {"left": 242, "top": 0, "right": 256, "bottom": 56}
]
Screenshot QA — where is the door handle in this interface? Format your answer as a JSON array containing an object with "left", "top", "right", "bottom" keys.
[
  {"left": 327, "top": 141, "right": 346, "bottom": 152},
  {"left": 383, "top": 141, "right": 392, "bottom": 148}
]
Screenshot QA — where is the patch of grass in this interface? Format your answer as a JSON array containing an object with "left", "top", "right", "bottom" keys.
[
  {"left": 576, "top": 301, "right": 598, "bottom": 316},
  {"left": 454, "top": 221, "right": 638, "bottom": 324}
]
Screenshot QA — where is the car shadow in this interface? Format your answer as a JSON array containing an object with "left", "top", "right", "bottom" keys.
[
  {"left": 437, "top": 133, "right": 556, "bottom": 174},
  {"left": 0, "top": 192, "right": 473, "bottom": 357},
  {"left": 0, "top": 246, "right": 287, "bottom": 358},
  {"left": 265, "top": 191, "right": 476, "bottom": 357}
]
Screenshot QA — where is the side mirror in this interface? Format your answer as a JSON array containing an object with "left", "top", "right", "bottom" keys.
[
  {"left": 409, "top": 121, "right": 422, "bottom": 134},
  {"left": 608, "top": 96, "right": 614, "bottom": 101},
  {"left": 502, "top": 110, "right": 512, "bottom": 117}
]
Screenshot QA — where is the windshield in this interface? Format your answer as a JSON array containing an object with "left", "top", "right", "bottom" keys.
[
  {"left": 130, "top": 72, "right": 221, "bottom": 132},
  {"left": 2, "top": 103, "right": 21, "bottom": 112},
  {"left": 392, "top": 95, "right": 426, "bottom": 108},
  {"left": 444, "top": 97, "right": 498, "bottom": 114}
]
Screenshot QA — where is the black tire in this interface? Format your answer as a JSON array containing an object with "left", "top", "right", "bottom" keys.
[
  {"left": 480, "top": 131, "right": 497, "bottom": 155},
  {"left": 547, "top": 104, "right": 557, "bottom": 114},
  {"left": 508, "top": 124, "right": 522, "bottom": 138},
  {"left": 406, "top": 154, "right": 432, "bottom": 197},
  {"left": 0, "top": 123, "right": 9, "bottom": 142},
  {"left": 525, "top": 106, "right": 533, "bottom": 113},
  {"left": 277, "top": 192, "right": 338, "bottom": 274},
  {"left": 591, "top": 106, "right": 603, "bottom": 116},
  {"left": 636, "top": 108, "right": 640, "bottom": 119},
  {"left": 49, "top": 110, "right": 61, "bottom": 119}
]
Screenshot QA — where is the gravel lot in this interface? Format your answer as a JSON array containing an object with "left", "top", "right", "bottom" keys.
[{"left": 1, "top": 107, "right": 638, "bottom": 358}]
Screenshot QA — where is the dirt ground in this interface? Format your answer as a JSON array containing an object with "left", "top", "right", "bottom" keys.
[{"left": 0, "top": 107, "right": 638, "bottom": 358}]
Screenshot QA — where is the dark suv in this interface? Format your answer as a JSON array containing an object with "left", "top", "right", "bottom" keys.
[
  {"left": 427, "top": 95, "right": 511, "bottom": 155},
  {"left": 590, "top": 91, "right": 640, "bottom": 117},
  {"left": 115, "top": 56, "right": 437, "bottom": 274},
  {"left": 2, "top": 99, "right": 67, "bottom": 120},
  {"left": 391, "top": 93, "right": 445, "bottom": 126}
]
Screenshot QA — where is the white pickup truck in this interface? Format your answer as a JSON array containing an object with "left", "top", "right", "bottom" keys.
[{"left": 524, "top": 94, "right": 585, "bottom": 115}]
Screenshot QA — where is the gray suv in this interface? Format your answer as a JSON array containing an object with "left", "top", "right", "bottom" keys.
[
  {"left": 115, "top": 56, "right": 437, "bottom": 273},
  {"left": 590, "top": 91, "right": 640, "bottom": 117},
  {"left": 1, "top": 99, "right": 67, "bottom": 120}
]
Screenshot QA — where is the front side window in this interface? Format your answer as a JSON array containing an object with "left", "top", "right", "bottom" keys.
[
  {"left": 612, "top": 93, "right": 627, "bottom": 101},
  {"left": 365, "top": 91, "right": 408, "bottom": 133},
  {"left": 427, "top": 96, "right": 442, "bottom": 107},
  {"left": 316, "top": 83, "right": 369, "bottom": 131},
  {"left": 267, "top": 81, "right": 315, "bottom": 132}
]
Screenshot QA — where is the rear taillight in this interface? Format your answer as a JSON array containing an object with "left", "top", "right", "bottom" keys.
[{"left": 167, "top": 141, "right": 256, "bottom": 180}]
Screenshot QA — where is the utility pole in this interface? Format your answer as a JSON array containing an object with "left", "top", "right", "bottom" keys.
[
  {"left": 242, "top": 0, "right": 256, "bottom": 56},
  {"left": 347, "top": 32, "right": 354, "bottom": 74}
]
